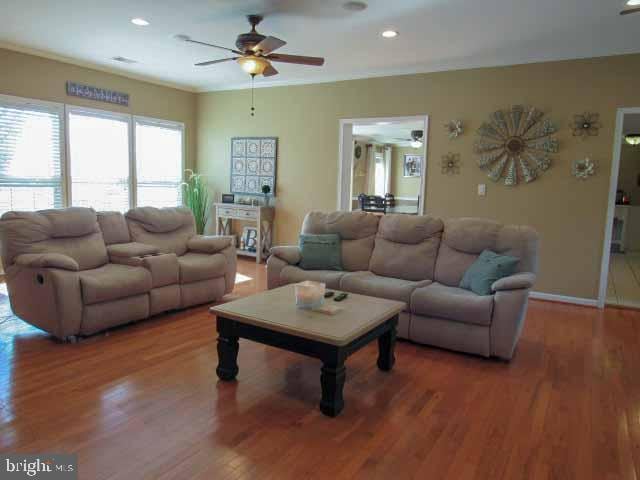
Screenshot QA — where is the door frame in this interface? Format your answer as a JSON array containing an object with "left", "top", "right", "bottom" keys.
[
  {"left": 597, "top": 107, "right": 640, "bottom": 308},
  {"left": 337, "top": 115, "right": 429, "bottom": 213}
]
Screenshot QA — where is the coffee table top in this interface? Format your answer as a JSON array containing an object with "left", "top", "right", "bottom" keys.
[{"left": 210, "top": 285, "right": 405, "bottom": 346}]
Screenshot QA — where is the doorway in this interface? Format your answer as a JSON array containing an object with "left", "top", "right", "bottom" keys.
[
  {"left": 338, "top": 115, "right": 428, "bottom": 214},
  {"left": 599, "top": 108, "right": 640, "bottom": 308}
]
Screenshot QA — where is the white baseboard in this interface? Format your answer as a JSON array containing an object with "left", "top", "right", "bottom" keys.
[{"left": 529, "top": 291, "right": 599, "bottom": 307}]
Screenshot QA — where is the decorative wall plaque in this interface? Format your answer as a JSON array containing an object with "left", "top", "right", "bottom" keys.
[
  {"left": 66, "top": 81, "right": 129, "bottom": 106},
  {"left": 230, "top": 137, "right": 277, "bottom": 196},
  {"left": 571, "top": 112, "right": 601, "bottom": 138},
  {"left": 440, "top": 153, "right": 461, "bottom": 175},
  {"left": 572, "top": 157, "right": 596, "bottom": 180},
  {"left": 445, "top": 120, "right": 463, "bottom": 139},
  {"left": 474, "top": 105, "right": 558, "bottom": 186}
]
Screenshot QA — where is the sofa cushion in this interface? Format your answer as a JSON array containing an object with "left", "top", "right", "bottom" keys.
[
  {"left": 369, "top": 214, "right": 443, "bottom": 281},
  {"left": 97, "top": 211, "right": 130, "bottom": 245},
  {"left": 460, "top": 250, "right": 519, "bottom": 295},
  {"left": 0, "top": 208, "right": 108, "bottom": 270},
  {"left": 435, "top": 218, "right": 539, "bottom": 286},
  {"left": 340, "top": 271, "right": 430, "bottom": 305},
  {"left": 178, "top": 252, "right": 226, "bottom": 284},
  {"left": 411, "top": 282, "right": 494, "bottom": 326},
  {"left": 299, "top": 234, "right": 342, "bottom": 271},
  {"left": 79, "top": 263, "right": 152, "bottom": 305},
  {"left": 301, "top": 211, "right": 379, "bottom": 271},
  {"left": 280, "top": 265, "right": 346, "bottom": 290},
  {"left": 126, "top": 207, "right": 196, "bottom": 256}
]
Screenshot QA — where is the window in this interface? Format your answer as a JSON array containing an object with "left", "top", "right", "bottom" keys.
[
  {"left": 0, "top": 96, "right": 64, "bottom": 216},
  {"left": 67, "top": 108, "right": 131, "bottom": 212},
  {"left": 134, "top": 118, "right": 184, "bottom": 208},
  {"left": 374, "top": 152, "right": 385, "bottom": 197}
]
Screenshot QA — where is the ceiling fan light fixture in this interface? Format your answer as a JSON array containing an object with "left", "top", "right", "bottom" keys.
[
  {"left": 627, "top": 0, "right": 640, "bottom": 5},
  {"left": 381, "top": 30, "right": 398, "bottom": 39},
  {"left": 625, "top": 133, "right": 640, "bottom": 146},
  {"left": 410, "top": 140, "right": 423, "bottom": 148},
  {"left": 238, "top": 55, "right": 269, "bottom": 75}
]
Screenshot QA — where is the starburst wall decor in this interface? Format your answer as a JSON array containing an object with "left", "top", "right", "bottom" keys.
[{"left": 474, "top": 105, "right": 559, "bottom": 186}]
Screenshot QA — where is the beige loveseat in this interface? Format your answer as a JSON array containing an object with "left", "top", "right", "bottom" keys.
[
  {"left": 267, "top": 211, "right": 538, "bottom": 360},
  {"left": 0, "top": 206, "right": 236, "bottom": 340}
]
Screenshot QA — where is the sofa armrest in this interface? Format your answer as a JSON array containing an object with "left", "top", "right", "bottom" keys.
[
  {"left": 269, "top": 245, "right": 301, "bottom": 265},
  {"left": 107, "top": 242, "right": 159, "bottom": 259},
  {"left": 187, "top": 235, "right": 235, "bottom": 254},
  {"left": 14, "top": 253, "right": 79, "bottom": 271},
  {"left": 491, "top": 272, "right": 536, "bottom": 292}
]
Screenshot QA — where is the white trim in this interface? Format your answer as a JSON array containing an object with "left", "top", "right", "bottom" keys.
[
  {"left": 338, "top": 115, "right": 429, "bottom": 214},
  {"left": 0, "top": 92, "right": 64, "bottom": 111},
  {"left": 597, "top": 107, "right": 640, "bottom": 309},
  {"left": 529, "top": 291, "right": 598, "bottom": 307}
]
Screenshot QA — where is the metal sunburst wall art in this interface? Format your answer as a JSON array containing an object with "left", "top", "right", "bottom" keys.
[
  {"left": 445, "top": 120, "right": 463, "bottom": 139},
  {"left": 474, "top": 105, "right": 559, "bottom": 186},
  {"left": 441, "top": 152, "right": 461, "bottom": 175},
  {"left": 571, "top": 112, "right": 601, "bottom": 139}
]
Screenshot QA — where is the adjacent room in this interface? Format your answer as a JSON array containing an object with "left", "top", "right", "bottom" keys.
[{"left": 0, "top": 0, "right": 640, "bottom": 478}]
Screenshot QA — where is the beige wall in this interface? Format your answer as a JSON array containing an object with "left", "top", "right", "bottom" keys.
[
  {"left": 198, "top": 53, "right": 640, "bottom": 299},
  {"left": 391, "top": 146, "right": 422, "bottom": 198},
  {"left": 0, "top": 48, "right": 197, "bottom": 168}
]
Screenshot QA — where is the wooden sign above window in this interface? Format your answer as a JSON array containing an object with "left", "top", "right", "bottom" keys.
[{"left": 66, "top": 81, "right": 129, "bottom": 107}]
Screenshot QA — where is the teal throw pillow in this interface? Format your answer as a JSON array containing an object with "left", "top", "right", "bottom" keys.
[
  {"left": 460, "top": 250, "right": 519, "bottom": 296},
  {"left": 299, "top": 234, "right": 342, "bottom": 271}
]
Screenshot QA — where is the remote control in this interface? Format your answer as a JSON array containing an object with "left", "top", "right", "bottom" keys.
[
  {"left": 334, "top": 292, "right": 348, "bottom": 302},
  {"left": 324, "top": 291, "right": 334, "bottom": 298}
]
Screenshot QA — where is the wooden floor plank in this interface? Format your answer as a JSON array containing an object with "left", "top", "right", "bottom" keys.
[{"left": 1, "top": 259, "right": 639, "bottom": 479}]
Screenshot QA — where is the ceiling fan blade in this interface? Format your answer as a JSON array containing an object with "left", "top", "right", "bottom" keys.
[
  {"left": 195, "top": 57, "right": 239, "bottom": 66},
  {"left": 253, "top": 36, "right": 287, "bottom": 55},
  {"left": 263, "top": 64, "right": 279, "bottom": 77},
  {"left": 185, "top": 38, "right": 243, "bottom": 55},
  {"left": 267, "top": 53, "right": 325, "bottom": 66},
  {"left": 620, "top": 6, "right": 640, "bottom": 14}
]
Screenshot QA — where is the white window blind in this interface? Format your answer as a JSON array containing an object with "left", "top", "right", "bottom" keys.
[
  {"left": 68, "top": 109, "right": 131, "bottom": 212},
  {"left": 134, "top": 118, "right": 183, "bottom": 208},
  {"left": 0, "top": 98, "right": 64, "bottom": 216}
]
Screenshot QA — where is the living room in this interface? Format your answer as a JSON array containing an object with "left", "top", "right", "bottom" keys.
[{"left": 1, "top": 0, "right": 640, "bottom": 478}]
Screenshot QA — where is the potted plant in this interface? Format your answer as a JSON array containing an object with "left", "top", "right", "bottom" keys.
[
  {"left": 261, "top": 184, "right": 271, "bottom": 206},
  {"left": 182, "top": 169, "right": 209, "bottom": 234}
]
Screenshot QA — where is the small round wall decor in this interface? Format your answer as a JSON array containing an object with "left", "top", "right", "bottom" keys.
[
  {"left": 474, "top": 105, "right": 559, "bottom": 186},
  {"left": 572, "top": 157, "right": 596, "bottom": 180},
  {"left": 440, "top": 153, "right": 461, "bottom": 174},
  {"left": 571, "top": 112, "right": 601, "bottom": 139}
]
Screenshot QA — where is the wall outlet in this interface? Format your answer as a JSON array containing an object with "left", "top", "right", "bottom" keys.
[{"left": 478, "top": 184, "right": 486, "bottom": 196}]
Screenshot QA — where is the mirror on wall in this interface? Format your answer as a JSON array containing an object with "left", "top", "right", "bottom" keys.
[{"left": 339, "top": 117, "right": 427, "bottom": 215}]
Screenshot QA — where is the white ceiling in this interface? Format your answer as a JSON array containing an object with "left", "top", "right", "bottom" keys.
[
  {"left": 1, "top": 0, "right": 639, "bottom": 92},
  {"left": 354, "top": 120, "right": 423, "bottom": 146}
]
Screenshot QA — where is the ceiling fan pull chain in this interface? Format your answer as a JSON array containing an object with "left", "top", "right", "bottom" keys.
[{"left": 250, "top": 74, "right": 255, "bottom": 117}]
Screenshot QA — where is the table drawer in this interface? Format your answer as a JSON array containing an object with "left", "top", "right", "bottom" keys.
[
  {"left": 235, "top": 208, "right": 257, "bottom": 220},
  {"left": 218, "top": 206, "right": 237, "bottom": 217}
]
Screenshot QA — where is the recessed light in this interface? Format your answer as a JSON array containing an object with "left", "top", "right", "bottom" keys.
[
  {"left": 627, "top": 0, "right": 640, "bottom": 5},
  {"left": 131, "top": 18, "right": 150, "bottom": 26},
  {"left": 343, "top": 1, "right": 368, "bottom": 11},
  {"left": 381, "top": 30, "right": 398, "bottom": 39}
]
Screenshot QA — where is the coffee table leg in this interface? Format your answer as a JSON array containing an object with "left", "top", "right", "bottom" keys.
[
  {"left": 216, "top": 335, "right": 239, "bottom": 381},
  {"left": 377, "top": 318, "right": 397, "bottom": 371},
  {"left": 320, "top": 360, "right": 346, "bottom": 417}
]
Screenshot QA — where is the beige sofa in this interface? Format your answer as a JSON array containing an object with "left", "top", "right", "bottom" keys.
[
  {"left": 267, "top": 211, "right": 539, "bottom": 360},
  {"left": 0, "top": 206, "right": 236, "bottom": 340}
]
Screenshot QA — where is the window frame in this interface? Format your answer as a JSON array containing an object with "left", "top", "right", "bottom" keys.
[
  {"left": 132, "top": 115, "right": 185, "bottom": 208},
  {"left": 1, "top": 93, "right": 186, "bottom": 212},
  {"left": 0, "top": 93, "right": 68, "bottom": 209}
]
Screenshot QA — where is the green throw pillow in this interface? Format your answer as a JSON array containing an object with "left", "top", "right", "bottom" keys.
[
  {"left": 299, "top": 234, "right": 342, "bottom": 271},
  {"left": 460, "top": 250, "right": 519, "bottom": 296}
]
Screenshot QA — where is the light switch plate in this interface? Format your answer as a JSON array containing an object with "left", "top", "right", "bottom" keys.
[{"left": 478, "top": 184, "right": 486, "bottom": 196}]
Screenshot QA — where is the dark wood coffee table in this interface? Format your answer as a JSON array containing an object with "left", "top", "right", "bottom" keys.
[{"left": 210, "top": 285, "right": 405, "bottom": 417}]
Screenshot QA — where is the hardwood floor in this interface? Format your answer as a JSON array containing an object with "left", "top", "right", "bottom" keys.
[{"left": 1, "top": 259, "right": 639, "bottom": 479}]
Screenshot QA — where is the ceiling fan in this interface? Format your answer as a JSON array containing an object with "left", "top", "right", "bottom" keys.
[
  {"left": 177, "top": 14, "right": 325, "bottom": 78},
  {"left": 621, "top": 7, "right": 640, "bottom": 14},
  {"left": 392, "top": 130, "right": 424, "bottom": 148}
]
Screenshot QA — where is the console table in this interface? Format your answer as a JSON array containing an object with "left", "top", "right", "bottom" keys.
[{"left": 214, "top": 203, "right": 275, "bottom": 263}]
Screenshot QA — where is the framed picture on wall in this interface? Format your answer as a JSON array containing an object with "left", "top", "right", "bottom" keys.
[{"left": 404, "top": 155, "right": 422, "bottom": 177}]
